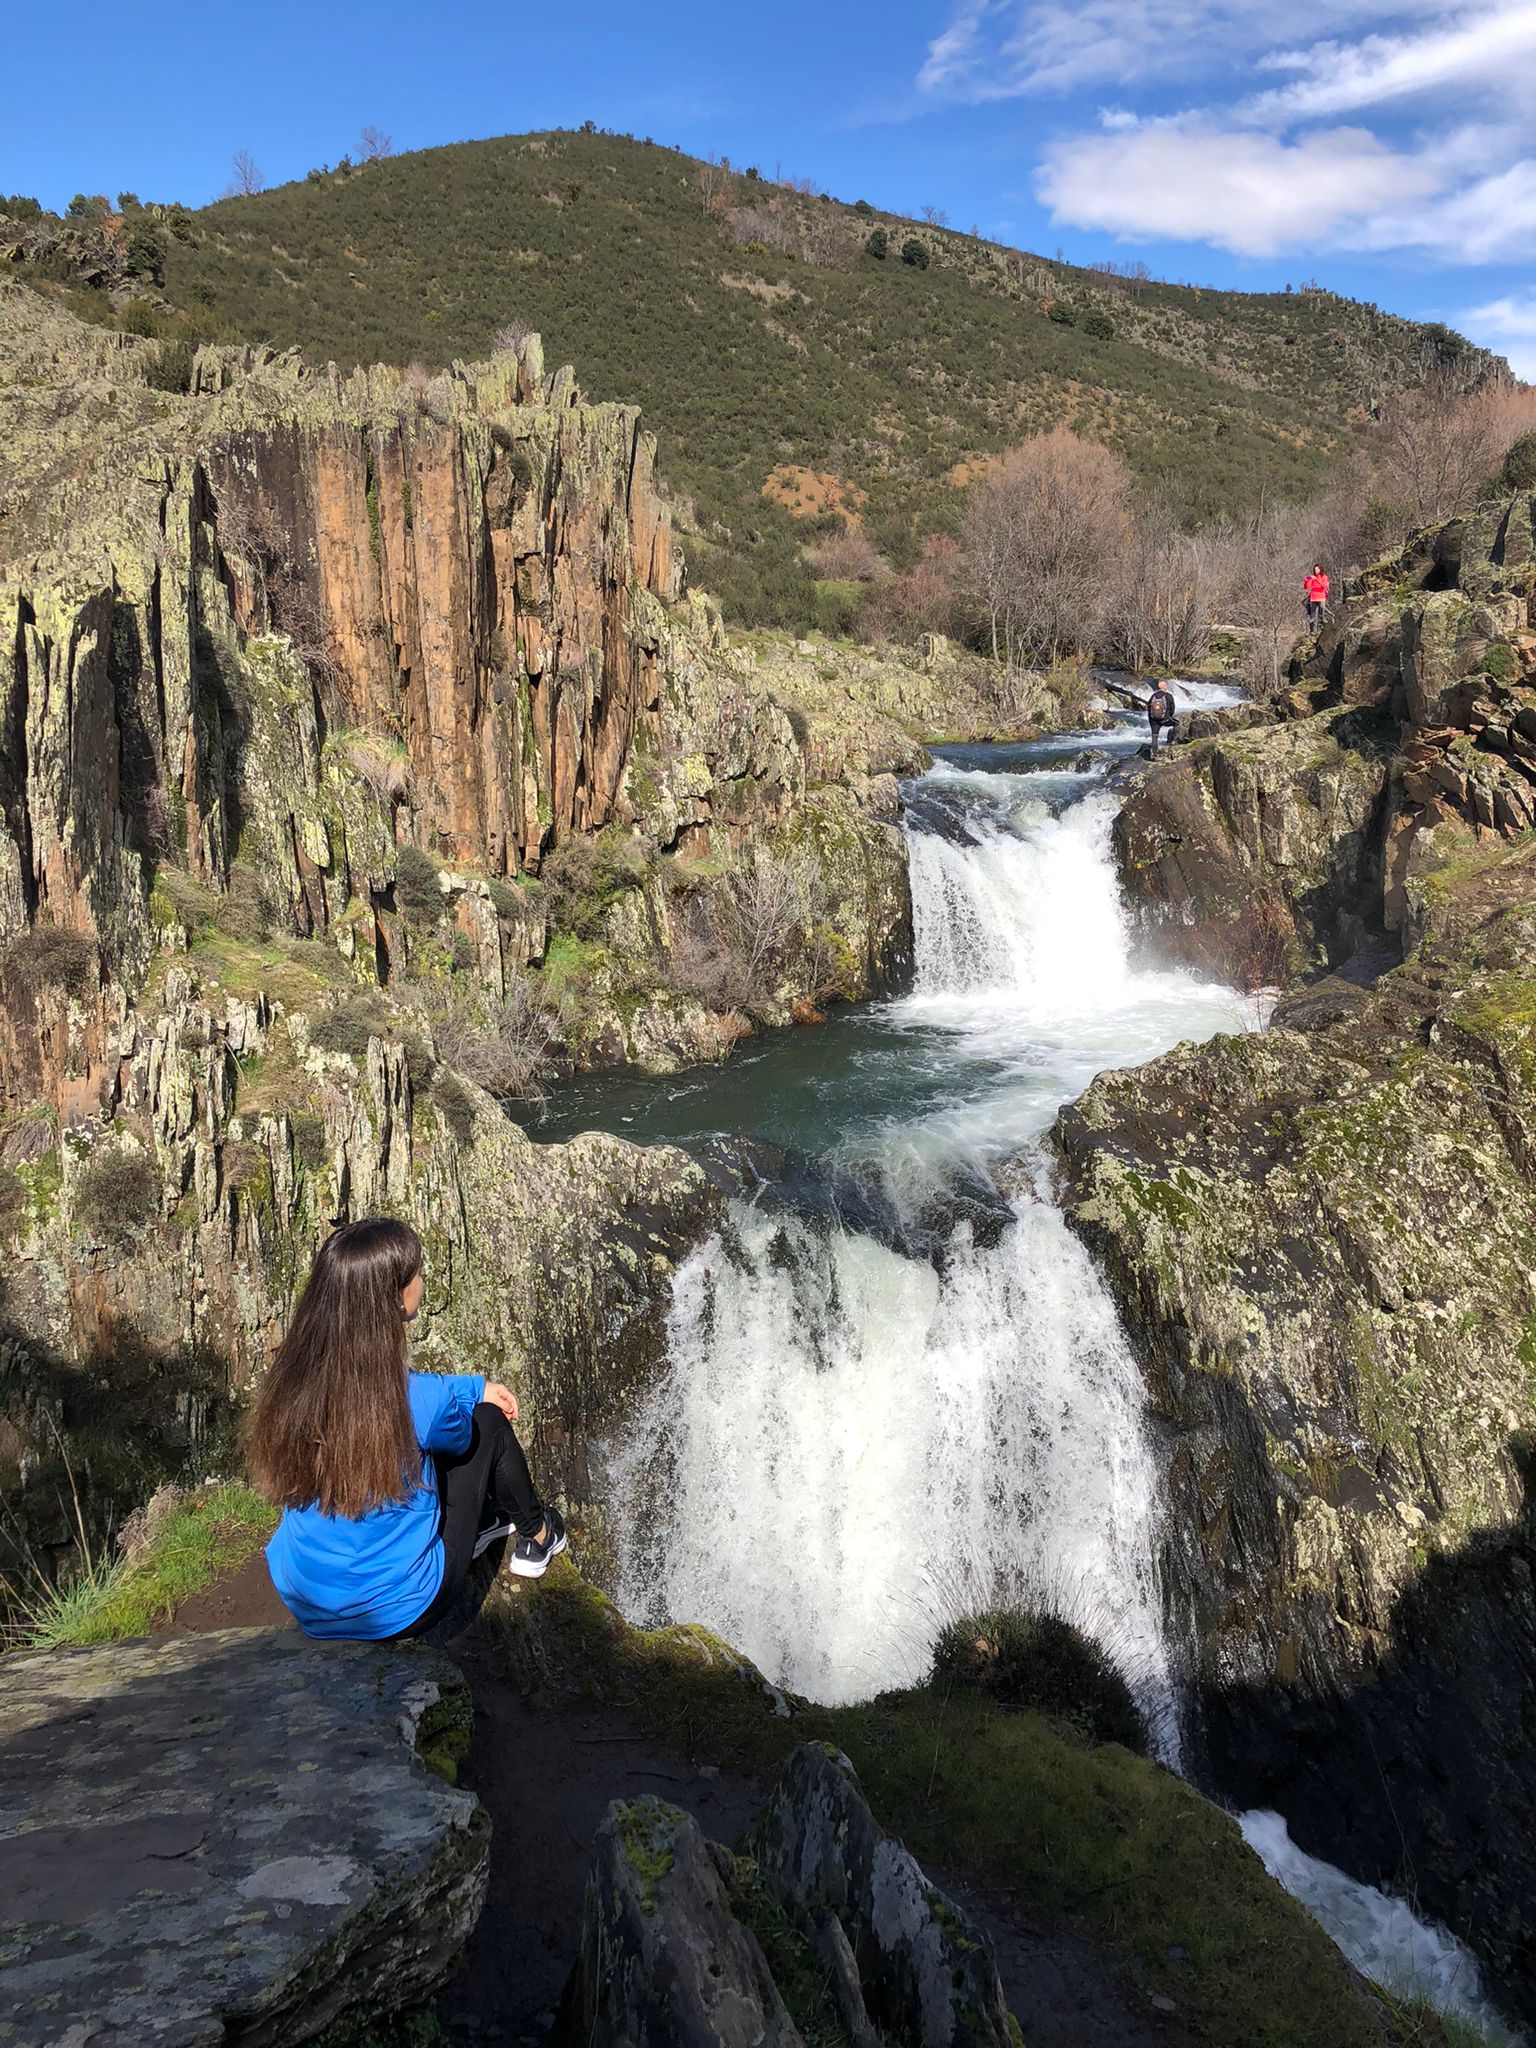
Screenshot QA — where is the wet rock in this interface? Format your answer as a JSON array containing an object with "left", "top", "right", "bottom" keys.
[
  {"left": 1112, "top": 703, "right": 1396, "bottom": 985},
  {"left": 1053, "top": 861, "right": 1536, "bottom": 2022},
  {"left": 0, "top": 1628, "right": 489, "bottom": 2046},
  {"left": 562, "top": 1796, "right": 804, "bottom": 2048},
  {"left": 748, "top": 1742, "right": 1017, "bottom": 2048}
]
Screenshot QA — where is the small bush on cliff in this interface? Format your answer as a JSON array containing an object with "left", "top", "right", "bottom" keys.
[
  {"left": 3, "top": 926, "right": 99, "bottom": 999},
  {"left": 930, "top": 1608, "right": 1149, "bottom": 1753},
  {"left": 71, "top": 1147, "right": 158, "bottom": 1247},
  {"left": 144, "top": 337, "right": 195, "bottom": 393},
  {"left": 864, "top": 227, "right": 888, "bottom": 261},
  {"left": 1501, "top": 430, "right": 1536, "bottom": 492},
  {"left": 539, "top": 828, "right": 648, "bottom": 939},
  {"left": 425, "top": 972, "right": 556, "bottom": 1102},
  {"left": 309, "top": 994, "right": 392, "bottom": 1061},
  {"left": 393, "top": 844, "right": 443, "bottom": 924},
  {"left": 900, "top": 237, "right": 929, "bottom": 269}
]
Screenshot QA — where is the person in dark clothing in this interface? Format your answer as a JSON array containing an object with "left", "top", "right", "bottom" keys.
[
  {"left": 1145, "top": 682, "right": 1177, "bottom": 753},
  {"left": 251, "top": 1217, "right": 566, "bottom": 1642}
]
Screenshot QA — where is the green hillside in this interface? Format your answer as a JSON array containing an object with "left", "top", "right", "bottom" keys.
[{"left": 49, "top": 131, "right": 1499, "bottom": 623}]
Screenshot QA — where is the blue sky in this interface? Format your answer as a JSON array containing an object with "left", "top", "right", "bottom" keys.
[{"left": 6, "top": 0, "right": 1534, "bottom": 374}]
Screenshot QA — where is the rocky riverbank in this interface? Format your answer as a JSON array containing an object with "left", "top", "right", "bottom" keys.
[{"left": 1060, "top": 492, "right": 1536, "bottom": 2024}]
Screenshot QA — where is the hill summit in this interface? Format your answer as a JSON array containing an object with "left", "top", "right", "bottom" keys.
[{"left": 11, "top": 129, "right": 1502, "bottom": 626}]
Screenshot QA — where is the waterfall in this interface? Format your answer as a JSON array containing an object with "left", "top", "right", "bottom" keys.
[
  {"left": 608, "top": 761, "right": 1211, "bottom": 1758},
  {"left": 609, "top": 1195, "right": 1180, "bottom": 1755},
  {"left": 601, "top": 731, "right": 1516, "bottom": 2044}
]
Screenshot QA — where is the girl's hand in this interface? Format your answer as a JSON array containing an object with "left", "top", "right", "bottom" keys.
[{"left": 485, "top": 1382, "right": 519, "bottom": 1423}]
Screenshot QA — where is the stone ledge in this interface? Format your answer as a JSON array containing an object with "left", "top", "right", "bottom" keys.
[{"left": 0, "top": 1627, "right": 489, "bottom": 2047}]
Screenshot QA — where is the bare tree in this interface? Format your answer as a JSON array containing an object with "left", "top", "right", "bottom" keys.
[
  {"left": 358, "top": 125, "right": 393, "bottom": 163},
  {"left": 962, "top": 431, "right": 1132, "bottom": 668},
  {"left": 1206, "top": 501, "right": 1316, "bottom": 695},
  {"left": 696, "top": 156, "right": 735, "bottom": 223},
  {"left": 491, "top": 318, "right": 535, "bottom": 354},
  {"left": 920, "top": 203, "right": 949, "bottom": 227},
  {"left": 1102, "top": 504, "right": 1214, "bottom": 674},
  {"left": 1377, "top": 367, "right": 1535, "bottom": 524},
  {"left": 230, "top": 149, "right": 263, "bottom": 197}
]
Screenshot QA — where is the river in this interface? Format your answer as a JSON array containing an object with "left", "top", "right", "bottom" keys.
[{"left": 526, "top": 685, "right": 1514, "bottom": 2040}]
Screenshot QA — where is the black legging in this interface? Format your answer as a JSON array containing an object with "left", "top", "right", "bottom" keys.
[{"left": 401, "top": 1402, "right": 546, "bottom": 1639}]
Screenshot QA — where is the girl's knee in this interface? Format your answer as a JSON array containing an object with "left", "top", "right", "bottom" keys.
[{"left": 474, "top": 1400, "right": 512, "bottom": 1439}]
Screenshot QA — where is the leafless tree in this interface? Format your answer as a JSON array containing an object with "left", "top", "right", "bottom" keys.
[
  {"left": 1377, "top": 368, "right": 1535, "bottom": 524},
  {"left": 230, "top": 149, "right": 263, "bottom": 197},
  {"left": 696, "top": 156, "right": 735, "bottom": 223},
  {"left": 491, "top": 318, "right": 535, "bottom": 354},
  {"left": 864, "top": 535, "right": 964, "bottom": 645},
  {"left": 1205, "top": 500, "right": 1316, "bottom": 695},
  {"left": 358, "top": 125, "right": 393, "bottom": 162},
  {"left": 1102, "top": 504, "right": 1215, "bottom": 674},
  {"left": 962, "top": 430, "right": 1132, "bottom": 668}
]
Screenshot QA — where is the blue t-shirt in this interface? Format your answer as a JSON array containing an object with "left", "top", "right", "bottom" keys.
[{"left": 266, "top": 1371, "right": 486, "bottom": 1639}]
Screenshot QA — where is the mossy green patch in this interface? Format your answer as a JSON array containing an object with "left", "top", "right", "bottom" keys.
[{"left": 9, "top": 1483, "right": 276, "bottom": 1650}]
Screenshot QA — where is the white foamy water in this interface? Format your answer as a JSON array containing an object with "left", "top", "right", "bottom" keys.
[
  {"left": 1240, "top": 1813, "right": 1517, "bottom": 2043},
  {"left": 609, "top": 757, "right": 1247, "bottom": 1749},
  {"left": 610, "top": 1194, "right": 1182, "bottom": 1755}
]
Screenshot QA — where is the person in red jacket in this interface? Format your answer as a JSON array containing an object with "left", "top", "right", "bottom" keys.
[{"left": 1304, "top": 563, "right": 1330, "bottom": 625}]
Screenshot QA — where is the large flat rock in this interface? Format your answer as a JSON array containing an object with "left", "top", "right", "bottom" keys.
[{"left": 0, "top": 1628, "right": 489, "bottom": 2046}]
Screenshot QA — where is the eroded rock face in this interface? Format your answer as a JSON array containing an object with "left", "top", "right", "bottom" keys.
[
  {"left": 565, "top": 1797, "right": 806, "bottom": 2048},
  {"left": 0, "top": 283, "right": 929, "bottom": 1560},
  {"left": 0, "top": 1628, "right": 489, "bottom": 2046},
  {"left": 563, "top": 1745, "right": 1019, "bottom": 2048},
  {"left": 1053, "top": 864, "right": 1536, "bottom": 2022},
  {"left": 1111, "top": 705, "right": 1395, "bottom": 985},
  {"left": 748, "top": 1743, "right": 1017, "bottom": 2048}
]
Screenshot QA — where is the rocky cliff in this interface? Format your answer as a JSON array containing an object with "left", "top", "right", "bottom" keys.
[
  {"left": 0, "top": 280, "right": 996, "bottom": 1577},
  {"left": 1113, "top": 490, "right": 1536, "bottom": 986},
  {"left": 1061, "top": 495, "right": 1536, "bottom": 2022}
]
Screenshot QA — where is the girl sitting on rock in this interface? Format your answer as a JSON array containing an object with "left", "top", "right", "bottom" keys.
[{"left": 251, "top": 1215, "right": 565, "bottom": 1640}]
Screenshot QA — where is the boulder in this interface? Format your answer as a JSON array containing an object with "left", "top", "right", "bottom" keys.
[
  {"left": 1112, "top": 704, "right": 1394, "bottom": 984},
  {"left": 563, "top": 1796, "right": 804, "bottom": 2048},
  {"left": 0, "top": 1628, "right": 489, "bottom": 2046},
  {"left": 748, "top": 1742, "right": 1017, "bottom": 2048}
]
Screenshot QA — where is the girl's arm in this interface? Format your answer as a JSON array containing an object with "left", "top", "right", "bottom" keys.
[{"left": 408, "top": 1371, "right": 487, "bottom": 1454}]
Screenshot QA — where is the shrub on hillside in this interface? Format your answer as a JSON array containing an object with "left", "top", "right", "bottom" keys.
[
  {"left": 72, "top": 1148, "right": 158, "bottom": 1247},
  {"left": 865, "top": 227, "right": 888, "bottom": 261},
  {"left": 309, "top": 995, "right": 392, "bottom": 1061},
  {"left": 3, "top": 926, "right": 99, "bottom": 999},
  {"left": 1501, "top": 430, "right": 1536, "bottom": 492},
  {"left": 144, "top": 338, "right": 195, "bottom": 393},
  {"left": 900, "top": 238, "right": 929, "bottom": 269},
  {"left": 1047, "top": 300, "right": 1077, "bottom": 326},
  {"left": 931, "top": 1608, "right": 1148, "bottom": 1752},
  {"left": 392, "top": 845, "right": 443, "bottom": 923},
  {"left": 426, "top": 973, "right": 556, "bottom": 1102},
  {"left": 1081, "top": 308, "right": 1113, "bottom": 340},
  {"left": 539, "top": 829, "right": 647, "bottom": 939}
]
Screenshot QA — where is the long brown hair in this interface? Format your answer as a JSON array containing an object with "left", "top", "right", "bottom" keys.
[{"left": 248, "top": 1217, "right": 423, "bottom": 1517}]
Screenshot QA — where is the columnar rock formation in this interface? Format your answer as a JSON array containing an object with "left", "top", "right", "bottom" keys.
[{"left": 0, "top": 283, "right": 936, "bottom": 1565}]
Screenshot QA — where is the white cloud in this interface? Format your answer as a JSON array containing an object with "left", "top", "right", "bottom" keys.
[
  {"left": 918, "top": 0, "right": 1432, "bottom": 101},
  {"left": 1458, "top": 291, "right": 1536, "bottom": 378},
  {"left": 1036, "top": 119, "right": 1438, "bottom": 256},
  {"left": 1243, "top": 7, "right": 1536, "bottom": 125},
  {"left": 1353, "top": 159, "right": 1536, "bottom": 263}
]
